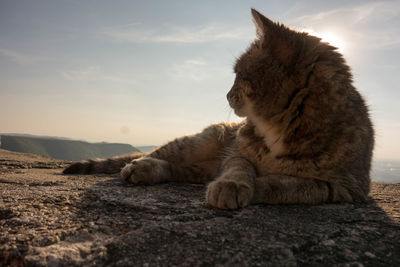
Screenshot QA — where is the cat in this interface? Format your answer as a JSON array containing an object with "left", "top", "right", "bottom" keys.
[{"left": 63, "top": 9, "right": 374, "bottom": 210}]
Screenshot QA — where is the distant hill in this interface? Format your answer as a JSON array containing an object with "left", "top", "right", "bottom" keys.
[
  {"left": 136, "top": 146, "right": 157, "bottom": 153},
  {"left": 0, "top": 135, "right": 140, "bottom": 161}
]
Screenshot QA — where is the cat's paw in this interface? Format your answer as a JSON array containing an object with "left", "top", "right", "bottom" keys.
[
  {"left": 206, "top": 180, "right": 253, "bottom": 209},
  {"left": 121, "top": 157, "right": 171, "bottom": 185}
]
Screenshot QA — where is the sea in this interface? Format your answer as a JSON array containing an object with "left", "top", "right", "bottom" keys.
[{"left": 372, "top": 160, "right": 400, "bottom": 183}]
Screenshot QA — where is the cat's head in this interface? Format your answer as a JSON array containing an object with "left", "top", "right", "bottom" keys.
[{"left": 227, "top": 9, "right": 347, "bottom": 122}]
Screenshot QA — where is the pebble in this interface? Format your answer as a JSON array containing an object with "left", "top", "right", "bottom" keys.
[
  {"left": 345, "top": 262, "right": 364, "bottom": 267},
  {"left": 364, "top": 251, "right": 376, "bottom": 258},
  {"left": 322, "top": 239, "right": 336, "bottom": 246},
  {"left": 344, "top": 248, "right": 358, "bottom": 260},
  {"left": 77, "top": 229, "right": 95, "bottom": 241},
  {"left": 100, "top": 225, "right": 112, "bottom": 234},
  {"left": 96, "top": 218, "right": 107, "bottom": 225}
]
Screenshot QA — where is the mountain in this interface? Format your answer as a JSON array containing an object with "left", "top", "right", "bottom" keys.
[
  {"left": 371, "top": 160, "right": 400, "bottom": 183},
  {"left": 136, "top": 146, "right": 157, "bottom": 153},
  {"left": 0, "top": 135, "right": 140, "bottom": 161}
]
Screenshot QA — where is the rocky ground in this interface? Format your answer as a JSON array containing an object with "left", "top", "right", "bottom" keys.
[{"left": 0, "top": 148, "right": 399, "bottom": 266}]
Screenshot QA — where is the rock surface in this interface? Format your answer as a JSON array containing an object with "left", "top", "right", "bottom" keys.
[{"left": 0, "top": 148, "right": 399, "bottom": 266}]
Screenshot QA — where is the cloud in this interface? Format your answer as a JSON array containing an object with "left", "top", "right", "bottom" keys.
[
  {"left": 60, "top": 66, "right": 100, "bottom": 81},
  {"left": 170, "top": 59, "right": 208, "bottom": 81},
  {"left": 98, "top": 23, "right": 253, "bottom": 44},
  {"left": 0, "top": 48, "right": 45, "bottom": 65},
  {"left": 287, "top": 1, "right": 400, "bottom": 51},
  {"left": 59, "top": 65, "right": 143, "bottom": 87},
  {"left": 288, "top": 1, "right": 399, "bottom": 25},
  {"left": 168, "top": 58, "right": 232, "bottom": 82}
]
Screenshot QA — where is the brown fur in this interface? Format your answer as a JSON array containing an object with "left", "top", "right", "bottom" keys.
[{"left": 63, "top": 9, "right": 374, "bottom": 210}]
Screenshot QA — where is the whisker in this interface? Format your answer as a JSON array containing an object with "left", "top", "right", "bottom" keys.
[{"left": 226, "top": 108, "right": 233, "bottom": 122}]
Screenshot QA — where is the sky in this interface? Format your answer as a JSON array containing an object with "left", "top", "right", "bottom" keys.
[{"left": 0, "top": 0, "right": 399, "bottom": 161}]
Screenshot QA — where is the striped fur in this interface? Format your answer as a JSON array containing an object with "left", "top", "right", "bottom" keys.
[
  {"left": 63, "top": 10, "right": 374, "bottom": 210},
  {"left": 63, "top": 153, "right": 144, "bottom": 174}
]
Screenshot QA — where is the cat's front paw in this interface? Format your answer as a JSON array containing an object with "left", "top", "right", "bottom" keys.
[
  {"left": 206, "top": 180, "right": 253, "bottom": 209},
  {"left": 121, "top": 157, "right": 171, "bottom": 185}
]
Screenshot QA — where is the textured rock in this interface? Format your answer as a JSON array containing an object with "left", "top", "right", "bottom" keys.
[{"left": 0, "top": 148, "right": 399, "bottom": 266}]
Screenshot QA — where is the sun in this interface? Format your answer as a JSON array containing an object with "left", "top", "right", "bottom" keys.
[{"left": 304, "top": 29, "right": 346, "bottom": 53}]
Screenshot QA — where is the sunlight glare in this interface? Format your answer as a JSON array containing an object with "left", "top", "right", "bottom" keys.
[{"left": 304, "top": 29, "right": 345, "bottom": 53}]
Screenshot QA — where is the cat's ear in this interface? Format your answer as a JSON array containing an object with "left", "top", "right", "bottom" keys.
[
  {"left": 251, "top": 9, "right": 295, "bottom": 65},
  {"left": 251, "top": 8, "right": 275, "bottom": 38}
]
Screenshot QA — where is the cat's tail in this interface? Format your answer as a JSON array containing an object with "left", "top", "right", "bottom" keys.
[{"left": 63, "top": 152, "right": 145, "bottom": 174}]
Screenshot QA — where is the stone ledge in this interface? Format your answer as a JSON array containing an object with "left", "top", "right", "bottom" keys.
[{"left": 0, "top": 149, "right": 399, "bottom": 266}]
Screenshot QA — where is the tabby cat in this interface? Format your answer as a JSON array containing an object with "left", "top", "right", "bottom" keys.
[{"left": 64, "top": 9, "right": 374, "bottom": 210}]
